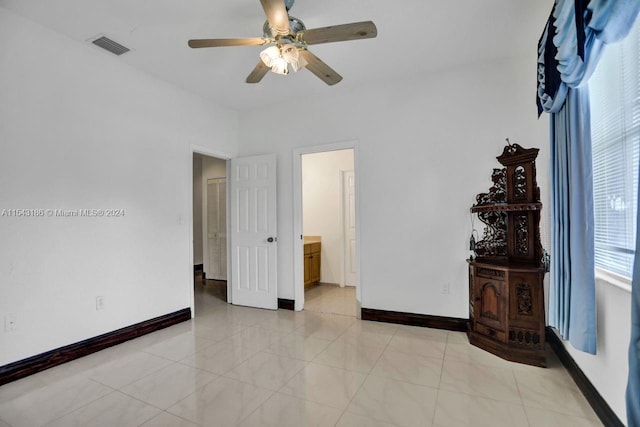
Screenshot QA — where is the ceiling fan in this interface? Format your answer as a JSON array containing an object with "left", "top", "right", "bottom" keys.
[{"left": 188, "top": 0, "right": 377, "bottom": 85}]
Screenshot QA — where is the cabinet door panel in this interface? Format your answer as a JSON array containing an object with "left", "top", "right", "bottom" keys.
[
  {"left": 304, "top": 255, "right": 311, "bottom": 286},
  {"left": 509, "top": 273, "right": 544, "bottom": 327},
  {"left": 474, "top": 277, "right": 506, "bottom": 332},
  {"left": 310, "top": 252, "right": 321, "bottom": 283}
]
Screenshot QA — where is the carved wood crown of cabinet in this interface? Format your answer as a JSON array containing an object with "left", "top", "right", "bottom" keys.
[{"left": 468, "top": 141, "right": 547, "bottom": 367}]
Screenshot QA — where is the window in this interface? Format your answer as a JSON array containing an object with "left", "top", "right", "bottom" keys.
[{"left": 590, "top": 18, "right": 640, "bottom": 279}]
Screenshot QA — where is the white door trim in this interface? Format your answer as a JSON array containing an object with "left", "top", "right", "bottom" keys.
[
  {"left": 292, "top": 141, "right": 361, "bottom": 311},
  {"left": 189, "top": 145, "right": 232, "bottom": 318},
  {"left": 341, "top": 169, "right": 356, "bottom": 288}
]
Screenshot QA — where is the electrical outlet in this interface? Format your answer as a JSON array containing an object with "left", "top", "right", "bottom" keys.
[
  {"left": 442, "top": 283, "right": 450, "bottom": 295},
  {"left": 4, "top": 314, "right": 17, "bottom": 332},
  {"left": 96, "top": 296, "right": 105, "bottom": 310}
]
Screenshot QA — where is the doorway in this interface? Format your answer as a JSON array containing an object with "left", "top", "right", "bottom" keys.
[
  {"left": 193, "top": 153, "right": 229, "bottom": 315},
  {"left": 294, "top": 142, "right": 360, "bottom": 314}
]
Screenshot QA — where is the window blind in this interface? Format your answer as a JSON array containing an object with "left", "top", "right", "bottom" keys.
[{"left": 590, "top": 19, "right": 640, "bottom": 279}]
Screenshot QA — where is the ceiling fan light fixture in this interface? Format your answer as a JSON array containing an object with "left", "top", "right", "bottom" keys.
[
  {"left": 259, "top": 44, "right": 306, "bottom": 76},
  {"left": 259, "top": 45, "right": 281, "bottom": 67},
  {"left": 271, "top": 57, "right": 289, "bottom": 75},
  {"left": 281, "top": 44, "right": 307, "bottom": 72},
  {"left": 259, "top": 45, "right": 288, "bottom": 75}
]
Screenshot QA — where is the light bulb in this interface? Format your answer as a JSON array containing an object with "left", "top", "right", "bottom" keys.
[{"left": 271, "top": 57, "right": 289, "bottom": 75}]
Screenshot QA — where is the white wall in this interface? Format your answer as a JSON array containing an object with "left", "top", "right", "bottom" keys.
[
  {"left": 238, "top": 55, "right": 550, "bottom": 314},
  {"left": 302, "top": 149, "right": 354, "bottom": 285},
  {"left": 0, "top": 7, "right": 238, "bottom": 365}
]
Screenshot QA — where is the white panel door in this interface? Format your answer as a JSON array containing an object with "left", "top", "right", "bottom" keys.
[
  {"left": 230, "top": 154, "right": 277, "bottom": 309},
  {"left": 207, "top": 178, "right": 227, "bottom": 280},
  {"left": 343, "top": 170, "right": 356, "bottom": 287}
]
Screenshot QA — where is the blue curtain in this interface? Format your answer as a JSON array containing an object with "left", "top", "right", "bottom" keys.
[
  {"left": 549, "top": 87, "right": 596, "bottom": 353},
  {"left": 628, "top": 165, "right": 640, "bottom": 426},
  {"left": 538, "top": 1, "right": 640, "bottom": 356}
]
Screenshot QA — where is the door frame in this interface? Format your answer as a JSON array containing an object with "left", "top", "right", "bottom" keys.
[
  {"left": 341, "top": 169, "right": 356, "bottom": 288},
  {"left": 189, "top": 145, "right": 232, "bottom": 318},
  {"left": 292, "top": 140, "right": 361, "bottom": 312}
]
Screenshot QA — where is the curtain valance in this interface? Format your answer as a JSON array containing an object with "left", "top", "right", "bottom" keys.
[{"left": 537, "top": 0, "right": 640, "bottom": 115}]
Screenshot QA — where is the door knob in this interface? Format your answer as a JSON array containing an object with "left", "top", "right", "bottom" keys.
[{"left": 267, "top": 237, "right": 275, "bottom": 243}]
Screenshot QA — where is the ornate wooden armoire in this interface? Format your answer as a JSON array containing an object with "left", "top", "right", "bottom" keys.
[{"left": 468, "top": 142, "right": 547, "bottom": 367}]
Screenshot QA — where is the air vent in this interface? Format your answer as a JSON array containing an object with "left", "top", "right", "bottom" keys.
[{"left": 91, "top": 36, "right": 130, "bottom": 56}]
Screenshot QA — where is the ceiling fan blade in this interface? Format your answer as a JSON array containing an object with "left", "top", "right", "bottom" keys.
[
  {"left": 299, "top": 50, "right": 343, "bottom": 86},
  {"left": 301, "top": 21, "right": 377, "bottom": 45},
  {"left": 246, "top": 61, "right": 270, "bottom": 84},
  {"left": 188, "top": 38, "right": 268, "bottom": 48},
  {"left": 260, "top": 0, "right": 290, "bottom": 34}
]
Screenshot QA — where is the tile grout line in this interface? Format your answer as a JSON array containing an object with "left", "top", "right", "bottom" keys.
[
  {"left": 234, "top": 387, "right": 278, "bottom": 426},
  {"left": 152, "top": 410, "right": 203, "bottom": 427},
  {"left": 430, "top": 332, "right": 456, "bottom": 426},
  {"left": 333, "top": 319, "right": 400, "bottom": 426},
  {"left": 235, "top": 313, "right": 350, "bottom": 423},
  {"left": 40, "top": 386, "right": 120, "bottom": 427},
  {"left": 509, "top": 356, "right": 533, "bottom": 427}
]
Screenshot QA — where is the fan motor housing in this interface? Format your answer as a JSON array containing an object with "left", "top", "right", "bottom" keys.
[{"left": 263, "top": 16, "right": 306, "bottom": 38}]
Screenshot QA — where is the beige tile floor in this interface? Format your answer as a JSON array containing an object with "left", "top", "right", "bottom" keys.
[
  {"left": 304, "top": 283, "right": 358, "bottom": 317},
  {"left": 0, "top": 277, "right": 602, "bottom": 427}
]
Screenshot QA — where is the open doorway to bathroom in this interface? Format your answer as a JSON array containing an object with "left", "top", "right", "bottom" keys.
[{"left": 301, "top": 149, "right": 357, "bottom": 316}]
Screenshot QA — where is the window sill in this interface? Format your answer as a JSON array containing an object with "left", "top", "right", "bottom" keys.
[{"left": 595, "top": 267, "right": 632, "bottom": 293}]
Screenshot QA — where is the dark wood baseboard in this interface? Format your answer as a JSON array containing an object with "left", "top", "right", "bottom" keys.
[
  {"left": 278, "top": 298, "right": 295, "bottom": 310},
  {"left": 546, "top": 327, "right": 624, "bottom": 427},
  {"left": 194, "top": 264, "right": 203, "bottom": 272},
  {"left": 0, "top": 308, "right": 191, "bottom": 386},
  {"left": 361, "top": 308, "right": 468, "bottom": 331}
]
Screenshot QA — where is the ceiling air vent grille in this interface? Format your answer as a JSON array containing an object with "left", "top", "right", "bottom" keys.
[{"left": 91, "top": 36, "right": 130, "bottom": 56}]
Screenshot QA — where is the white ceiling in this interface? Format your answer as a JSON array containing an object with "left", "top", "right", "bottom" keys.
[{"left": 0, "top": 0, "right": 553, "bottom": 111}]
